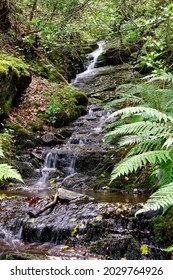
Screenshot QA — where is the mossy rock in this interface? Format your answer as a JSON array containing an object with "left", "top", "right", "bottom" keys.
[
  {"left": 13, "top": 160, "right": 38, "bottom": 179},
  {"left": 39, "top": 85, "right": 88, "bottom": 128},
  {"left": 7, "top": 125, "right": 40, "bottom": 153},
  {"left": 89, "top": 234, "right": 140, "bottom": 260},
  {"left": 149, "top": 207, "right": 173, "bottom": 248},
  {"left": 0, "top": 54, "right": 31, "bottom": 118},
  {"left": 96, "top": 39, "right": 144, "bottom": 67}
]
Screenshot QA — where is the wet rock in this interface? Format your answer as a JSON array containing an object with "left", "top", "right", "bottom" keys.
[
  {"left": 0, "top": 195, "right": 171, "bottom": 260},
  {"left": 62, "top": 173, "right": 90, "bottom": 190},
  {"left": 41, "top": 132, "right": 65, "bottom": 145},
  {"left": 73, "top": 64, "right": 140, "bottom": 98},
  {"left": 89, "top": 234, "right": 140, "bottom": 260},
  {"left": 96, "top": 40, "right": 144, "bottom": 67},
  {"left": 13, "top": 160, "right": 39, "bottom": 179}
]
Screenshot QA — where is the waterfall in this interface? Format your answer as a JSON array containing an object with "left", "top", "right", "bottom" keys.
[
  {"left": 36, "top": 41, "right": 107, "bottom": 186},
  {"left": 36, "top": 152, "right": 58, "bottom": 187},
  {"left": 71, "top": 40, "right": 105, "bottom": 85},
  {"left": 87, "top": 41, "right": 105, "bottom": 70}
]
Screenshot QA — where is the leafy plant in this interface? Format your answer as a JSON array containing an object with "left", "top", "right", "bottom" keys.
[
  {"left": 136, "top": 182, "right": 173, "bottom": 216},
  {"left": 104, "top": 105, "right": 173, "bottom": 214},
  {"left": 106, "top": 79, "right": 173, "bottom": 113},
  {"left": 0, "top": 140, "right": 23, "bottom": 184}
]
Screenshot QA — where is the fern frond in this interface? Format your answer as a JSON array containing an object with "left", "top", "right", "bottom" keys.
[
  {"left": 162, "top": 136, "right": 173, "bottom": 148},
  {"left": 0, "top": 164, "right": 24, "bottom": 182},
  {"left": 126, "top": 138, "right": 161, "bottom": 156},
  {"left": 135, "top": 182, "right": 173, "bottom": 216},
  {"left": 111, "top": 150, "right": 172, "bottom": 182},
  {"left": 118, "top": 135, "right": 148, "bottom": 146},
  {"left": 159, "top": 161, "right": 173, "bottom": 186},
  {"left": 0, "top": 142, "right": 4, "bottom": 157},
  {"left": 104, "top": 121, "right": 170, "bottom": 144},
  {"left": 105, "top": 96, "right": 142, "bottom": 108},
  {"left": 108, "top": 106, "right": 173, "bottom": 123}
]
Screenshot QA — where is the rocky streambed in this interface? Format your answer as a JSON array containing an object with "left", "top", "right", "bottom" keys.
[{"left": 0, "top": 42, "right": 172, "bottom": 260}]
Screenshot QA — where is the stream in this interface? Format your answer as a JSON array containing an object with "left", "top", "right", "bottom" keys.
[{"left": 0, "top": 42, "right": 169, "bottom": 260}]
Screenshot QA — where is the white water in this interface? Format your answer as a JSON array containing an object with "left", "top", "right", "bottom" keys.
[
  {"left": 36, "top": 41, "right": 107, "bottom": 184},
  {"left": 71, "top": 41, "right": 105, "bottom": 85}
]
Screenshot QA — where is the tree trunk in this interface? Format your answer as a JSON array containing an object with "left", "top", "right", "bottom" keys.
[
  {"left": 29, "top": 0, "right": 38, "bottom": 21},
  {"left": 0, "top": 0, "right": 11, "bottom": 31}
]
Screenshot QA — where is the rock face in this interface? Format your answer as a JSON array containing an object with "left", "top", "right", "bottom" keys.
[
  {"left": 96, "top": 39, "right": 144, "bottom": 68},
  {"left": 0, "top": 55, "right": 31, "bottom": 118}
]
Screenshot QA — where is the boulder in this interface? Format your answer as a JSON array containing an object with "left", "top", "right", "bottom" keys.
[
  {"left": 41, "top": 132, "right": 65, "bottom": 145},
  {"left": 96, "top": 40, "right": 144, "bottom": 67},
  {"left": 0, "top": 55, "right": 31, "bottom": 118}
]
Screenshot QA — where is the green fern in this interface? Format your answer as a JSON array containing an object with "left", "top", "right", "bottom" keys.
[
  {"left": 104, "top": 121, "right": 170, "bottom": 144},
  {"left": 0, "top": 142, "right": 4, "bottom": 157},
  {"left": 162, "top": 136, "right": 173, "bottom": 148},
  {"left": 0, "top": 164, "right": 23, "bottom": 183},
  {"left": 135, "top": 182, "right": 173, "bottom": 216},
  {"left": 111, "top": 150, "right": 172, "bottom": 182},
  {"left": 108, "top": 106, "right": 173, "bottom": 123},
  {"left": 126, "top": 139, "right": 161, "bottom": 157},
  {"left": 0, "top": 136, "right": 23, "bottom": 184}
]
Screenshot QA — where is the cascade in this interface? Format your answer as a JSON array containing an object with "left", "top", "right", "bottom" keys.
[
  {"left": 71, "top": 41, "right": 105, "bottom": 85},
  {"left": 38, "top": 41, "right": 108, "bottom": 184},
  {"left": 0, "top": 39, "right": 155, "bottom": 261}
]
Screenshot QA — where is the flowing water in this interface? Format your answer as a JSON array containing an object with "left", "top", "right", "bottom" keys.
[{"left": 0, "top": 42, "right": 150, "bottom": 260}]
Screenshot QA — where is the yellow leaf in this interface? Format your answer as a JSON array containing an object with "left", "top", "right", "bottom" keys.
[{"left": 140, "top": 244, "right": 148, "bottom": 255}]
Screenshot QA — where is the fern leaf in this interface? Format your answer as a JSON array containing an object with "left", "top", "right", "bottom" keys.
[
  {"left": 111, "top": 150, "right": 172, "bottom": 182},
  {"left": 159, "top": 161, "right": 173, "bottom": 186},
  {"left": 0, "top": 164, "right": 24, "bottom": 182},
  {"left": 135, "top": 182, "right": 173, "bottom": 216},
  {"left": 126, "top": 138, "right": 160, "bottom": 156},
  {"left": 118, "top": 135, "right": 148, "bottom": 146},
  {"left": 108, "top": 106, "right": 173, "bottom": 123},
  {"left": 104, "top": 121, "right": 170, "bottom": 144},
  {"left": 162, "top": 136, "right": 173, "bottom": 148},
  {"left": 0, "top": 142, "right": 4, "bottom": 157},
  {"left": 105, "top": 96, "right": 142, "bottom": 108}
]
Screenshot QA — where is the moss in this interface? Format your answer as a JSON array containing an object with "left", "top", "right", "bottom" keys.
[
  {"left": 0, "top": 54, "right": 28, "bottom": 77},
  {"left": 0, "top": 132, "right": 13, "bottom": 164},
  {"left": 6, "top": 125, "right": 39, "bottom": 152},
  {"left": 39, "top": 84, "right": 88, "bottom": 127},
  {"left": 149, "top": 207, "right": 173, "bottom": 247},
  {"left": 3, "top": 95, "right": 13, "bottom": 116},
  {"left": 89, "top": 234, "right": 140, "bottom": 260}
]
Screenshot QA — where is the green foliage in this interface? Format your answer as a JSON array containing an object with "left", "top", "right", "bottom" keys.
[
  {"left": 0, "top": 194, "right": 7, "bottom": 201},
  {"left": 105, "top": 74, "right": 173, "bottom": 215},
  {"left": 162, "top": 245, "right": 173, "bottom": 252},
  {"left": 136, "top": 182, "right": 173, "bottom": 216},
  {"left": 0, "top": 54, "right": 28, "bottom": 77},
  {"left": 107, "top": 80, "right": 173, "bottom": 114},
  {"left": 0, "top": 132, "right": 23, "bottom": 184},
  {"left": 107, "top": 106, "right": 173, "bottom": 123},
  {"left": 111, "top": 150, "right": 171, "bottom": 183},
  {"left": 0, "top": 164, "right": 23, "bottom": 183},
  {"left": 47, "top": 94, "right": 63, "bottom": 114}
]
